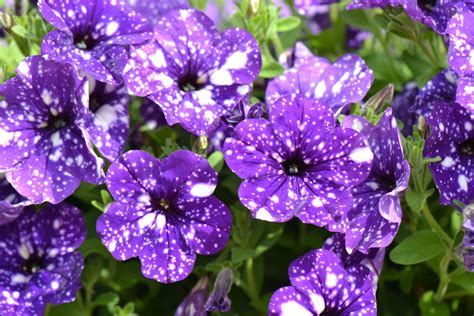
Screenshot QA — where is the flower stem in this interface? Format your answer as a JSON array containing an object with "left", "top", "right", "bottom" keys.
[
  {"left": 245, "top": 258, "right": 260, "bottom": 310},
  {"left": 421, "top": 204, "right": 451, "bottom": 243},
  {"left": 434, "top": 253, "right": 451, "bottom": 302}
]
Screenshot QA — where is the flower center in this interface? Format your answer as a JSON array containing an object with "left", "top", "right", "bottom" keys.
[
  {"left": 282, "top": 156, "right": 308, "bottom": 176},
  {"left": 155, "top": 198, "right": 171, "bottom": 211},
  {"left": 458, "top": 138, "right": 474, "bottom": 157},
  {"left": 178, "top": 73, "right": 206, "bottom": 92},
  {"left": 74, "top": 34, "right": 97, "bottom": 51},
  {"left": 22, "top": 254, "right": 44, "bottom": 274},
  {"left": 47, "top": 113, "right": 72, "bottom": 130}
]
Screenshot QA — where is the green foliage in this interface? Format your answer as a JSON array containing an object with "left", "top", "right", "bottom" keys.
[{"left": 390, "top": 230, "right": 445, "bottom": 265}]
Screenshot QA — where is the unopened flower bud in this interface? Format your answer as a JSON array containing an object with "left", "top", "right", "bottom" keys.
[
  {"left": 204, "top": 268, "right": 233, "bottom": 312},
  {"left": 365, "top": 84, "right": 394, "bottom": 113},
  {"left": 0, "top": 12, "right": 14, "bottom": 30}
]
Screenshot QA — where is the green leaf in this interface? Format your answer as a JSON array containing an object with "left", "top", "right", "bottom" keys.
[
  {"left": 115, "top": 302, "right": 136, "bottom": 316},
  {"left": 341, "top": 9, "right": 372, "bottom": 31},
  {"left": 91, "top": 200, "right": 105, "bottom": 212},
  {"left": 276, "top": 16, "right": 300, "bottom": 32},
  {"left": 259, "top": 61, "right": 284, "bottom": 78},
  {"left": 419, "top": 291, "right": 450, "bottom": 316},
  {"left": 208, "top": 151, "right": 225, "bottom": 172},
  {"left": 390, "top": 230, "right": 445, "bottom": 265},
  {"left": 101, "top": 189, "right": 113, "bottom": 205},
  {"left": 231, "top": 247, "right": 255, "bottom": 262},
  {"left": 405, "top": 187, "right": 435, "bottom": 213},
  {"left": 255, "top": 224, "right": 284, "bottom": 256},
  {"left": 11, "top": 25, "right": 28, "bottom": 38},
  {"left": 259, "top": 58, "right": 284, "bottom": 78},
  {"left": 47, "top": 301, "right": 85, "bottom": 316},
  {"left": 94, "top": 292, "right": 120, "bottom": 306},
  {"left": 452, "top": 272, "right": 474, "bottom": 294}
]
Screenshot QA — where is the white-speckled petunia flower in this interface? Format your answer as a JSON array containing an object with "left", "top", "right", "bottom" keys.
[
  {"left": 39, "top": 0, "right": 153, "bottom": 85},
  {"left": 424, "top": 101, "right": 474, "bottom": 206},
  {"left": 96, "top": 149, "right": 232, "bottom": 283},
  {"left": 0, "top": 56, "right": 105, "bottom": 204},
  {"left": 341, "top": 109, "right": 410, "bottom": 253},
  {"left": 266, "top": 53, "right": 373, "bottom": 116},
  {"left": 123, "top": 9, "right": 262, "bottom": 136},
  {"left": 224, "top": 94, "right": 373, "bottom": 232},
  {"left": 268, "top": 248, "right": 377, "bottom": 316}
]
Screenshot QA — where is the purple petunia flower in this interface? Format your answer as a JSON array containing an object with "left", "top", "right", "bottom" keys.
[
  {"left": 126, "top": 0, "right": 189, "bottom": 26},
  {"left": 446, "top": 8, "right": 474, "bottom": 113},
  {"left": 413, "top": 69, "right": 457, "bottom": 116},
  {"left": 224, "top": 94, "right": 373, "bottom": 232},
  {"left": 123, "top": 9, "right": 261, "bottom": 136},
  {"left": 82, "top": 78, "right": 130, "bottom": 161},
  {"left": 392, "top": 81, "right": 419, "bottom": 136},
  {"left": 323, "top": 233, "right": 385, "bottom": 280},
  {"left": 347, "top": 0, "right": 467, "bottom": 34},
  {"left": 0, "top": 203, "right": 86, "bottom": 315},
  {"left": 462, "top": 203, "right": 474, "bottom": 272},
  {"left": 0, "top": 56, "right": 105, "bottom": 204},
  {"left": 39, "top": 0, "right": 153, "bottom": 85},
  {"left": 268, "top": 248, "right": 377, "bottom": 316},
  {"left": 0, "top": 175, "right": 32, "bottom": 226},
  {"left": 96, "top": 149, "right": 232, "bottom": 283},
  {"left": 266, "top": 53, "right": 373, "bottom": 116},
  {"left": 341, "top": 109, "right": 410, "bottom": 253},
  {"left": 424, "top": 101, "right": 474, "bottom": 206}
]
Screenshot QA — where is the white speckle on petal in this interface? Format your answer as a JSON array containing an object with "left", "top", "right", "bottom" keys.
[
  {"left": 189, "top": 183, "right": 216, "bottom": 197},
  {"left": 281, "top": 301, "right": 312, "bottom": 316},
  {"left": 349, "top": 146, "right": 373, "bottom": 163},
  {"left": 458, "top": 175, "right": 468, "bottom": 192},
  {"left": 105, "top": 22, "right": 119, "bottom": 36}
]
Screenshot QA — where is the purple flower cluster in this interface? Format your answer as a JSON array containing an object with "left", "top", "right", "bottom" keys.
[{"left": 1, "top": 0, "right": 473, "bottom": 313}]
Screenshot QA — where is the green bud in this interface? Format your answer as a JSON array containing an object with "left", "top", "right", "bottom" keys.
[
  {"left": 365, "top": 84, "right": 394, "bottom": 113},
  {"left": 195, "top": 135, "right": 208, "bottom": 154},
  {"left": 418, "top": 115, "right": 428, "bottom": 137},
  {"left": 249, "top": 0, "right": 260, "bottom": 16},
  {"left": 0, "top": 12, "right": 14, "bottom": 30}
]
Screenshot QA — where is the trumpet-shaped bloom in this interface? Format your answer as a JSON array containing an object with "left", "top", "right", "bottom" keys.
[
  {"left": 224, "top": 94, "right": 373, "bottom": 232},
  {"left": 97, "top": 150, "right": 231, "bottom": 283},
  {"left": 124, "top": 9, "right": 261, "bottom": 136},
  {"left": 39, "top": 0, "right": 153, "bottom": 85},
  {"left": 0, "top": 56, "right": 105, "bottom": 204}
]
